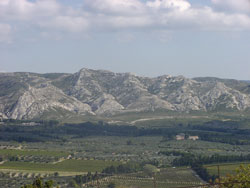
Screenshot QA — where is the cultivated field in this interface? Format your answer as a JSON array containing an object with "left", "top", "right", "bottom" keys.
[
  {"left": 0, "top": 159, "right": 121, "bottom": 173},
  {"left": 0, "top": 149, "right": 69, "bottom": 157}
]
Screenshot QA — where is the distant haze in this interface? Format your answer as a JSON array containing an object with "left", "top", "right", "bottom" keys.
[{"left": 1, "top": 0, "right": 250, "bottom": 80}]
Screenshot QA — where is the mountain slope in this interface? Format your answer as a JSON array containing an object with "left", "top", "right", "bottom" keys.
[{"left": 0, "top": 69, "right": 250, "bottom": 120}]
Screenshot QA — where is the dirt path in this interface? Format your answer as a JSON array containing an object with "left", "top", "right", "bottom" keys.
[
  {"left": 129, "top": 115, "right": 210, "bottom": 125},
  {"left": 52, "top": 154, "right": 71, "bottom": 164},
  {"left": 0, "top": 160, "right": 7, "bottom": 165},
  {"left": 130, "top": 116, "right": 174, "bottom": 125}
]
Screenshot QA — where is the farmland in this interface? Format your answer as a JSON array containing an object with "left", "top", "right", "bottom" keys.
[
  {"left": 0, "top": 159, "right": 121, "bottom": 173},
  {"left": 0, "top": 166, "right": 203, "bottom": 188},
  {"left": 98, "top": 168, "right": 203, "bottom": 188},
  {"left": 1, "top": 118, "right": 250, "bottom": 187},
  {"left": 0, "top": 149, "right": 69, "bottom": 158}
]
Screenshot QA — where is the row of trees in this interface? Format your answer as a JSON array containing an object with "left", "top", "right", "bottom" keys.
[
  {"left": 172, "top": 154, "right": 250, "bottom": 166},
  {"left": 191, "top": 163, "right": 217, "bottom": 182},
  {"left": 158, "top": 150, "right": 188, "bottom": 157}
]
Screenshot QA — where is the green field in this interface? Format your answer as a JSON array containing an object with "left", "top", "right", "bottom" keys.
[
  {"left": 0, "top": 159, "right": 121, "bottom": 173},
  {"left": 205, "top": 163, "right": 250, "bottom": 177},
  {"left": 0, "top": 149, "right": 69, "bottom": 157}
]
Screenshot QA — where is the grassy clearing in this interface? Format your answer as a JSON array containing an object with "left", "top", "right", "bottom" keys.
[
  {"left": 205, "top": 162, "right": 250, "bottom": 177},
  {"left": 0, "top": 149, "right": 69, "bottom": 157},
  {"left": 0, "top": 159, "right": 121, "bottom": 173}
]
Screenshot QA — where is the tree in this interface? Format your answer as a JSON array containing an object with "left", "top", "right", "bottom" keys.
[
  {"left": 68, "top": 179, "right": 80, "bottom": 188},
  {"left": 44, "top": 180, "right": 54, "bottom": 188},
  {"left": 143, "top": 164, "right": 159, "bottom": 177},
  {"left": 32, "top": 178, "right": 43, "bottom": 188},
  {"left": 20, "top": 178, "right": 54, "bottom": 188},
  {"left": 108, "top": 182, "right": 116, "bottom": 188},
  {"left": 54, "top": 172, "right": 59, "bottom": 177},
  {"left": 191, "top": 163, "right": 217, "bottom": 182},
  {"left": 126, "top": 140, "right": 132, "bottom": 145},
  {"left": 21, "top": 185, "right": 33, "bottom": 188},
  {"left": 74, "top": 175, "right": 83, "bottom": 185},
  {"left": 219, "top": 165, "right": 250, "bottom": 188}
]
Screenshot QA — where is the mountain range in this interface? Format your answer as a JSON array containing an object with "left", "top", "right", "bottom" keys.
[{"left": 0, "top": 68, "right": 250, "bottom": 120}]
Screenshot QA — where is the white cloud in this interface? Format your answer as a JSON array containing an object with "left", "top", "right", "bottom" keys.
[
  {"left": 146, "top": 0, "right": 191, "bottom": 11},
  {"left": 0, "top": 0, "right": 250, "bottom": 42},
  {"left": 0, "top": 0, "right": 59, "bottom": 21},
  {"left": 39, "top": 16, "right": 89, "bottom": 32},
  {"left": 83, "top": 0, "right": 146, "bottom": 15},
  {"left": 157, "top": 6, "right": 250, "bottom": 30},
  {"left": 0, "top": 0, "right": 85, "bottom": 33},
  {"left": 0, "top": 23, "right": 12, "bottom": 43},
  {"left": 212, "top": 0, "right": 250, "bottom": 13},
  {"left": 0, "top": 0, "right": 35, "bottom": 20},
  {"left": 83, "top": 0, "right": 250, "bottom": 31},
  {"left": 34, "top": 0, "right": 61, "bottom": 16},
  {"left": 92, "top": 14, "right": 152, "bottom": 29}
]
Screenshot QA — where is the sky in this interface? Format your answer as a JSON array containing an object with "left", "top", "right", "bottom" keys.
[{"left": 0, "top": 0, "right": 250, "bottom": 80}]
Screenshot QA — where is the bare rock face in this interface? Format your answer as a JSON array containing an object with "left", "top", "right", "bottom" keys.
[
  {"left": 202, "top": 82, "right": 250, "bottom": 110},
  {"left": 10, "top": 84, "right": 93, "bottom": 119},
  {"left": 126, "top": 95, "right": 174, "bottom": 111},
  {"left": 0, "top": 68, "right": 250, "bottom": 120},
  {"left": 91, "top": 94, "right": 124, "bottom": 115},
  {"left": 0, "top": 112, "right": 7, "bottom": 119},
  {"left": 0, "top": 72, "right": 93, "bottom": 120}
]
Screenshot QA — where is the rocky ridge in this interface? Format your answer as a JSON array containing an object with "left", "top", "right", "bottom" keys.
[{"left": 0, "top": 68, "right": 250, "bottom": 120}]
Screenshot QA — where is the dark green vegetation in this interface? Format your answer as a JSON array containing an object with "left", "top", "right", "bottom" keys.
[
  {"left": 102, "top": 163, "right": 144, "bottom": 174},
  {"left": 21, "top": 178, "right": 54, "bottom": 188},
  {"left": 2, "top": 118, "right": 250, "bottom": 145},
  {"left": 172, "top": 153, "right": 250, "bottom": 166},
  {"left": 191, "top": 163, "right": 217, "bottom": 182},
  {"left": 1, "top": 117, "right": 250, "bottom": 187}
]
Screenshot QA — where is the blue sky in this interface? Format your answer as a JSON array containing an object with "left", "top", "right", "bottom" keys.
[{"left": 0, "top": 0, "right": 250, "bottom": 80}]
